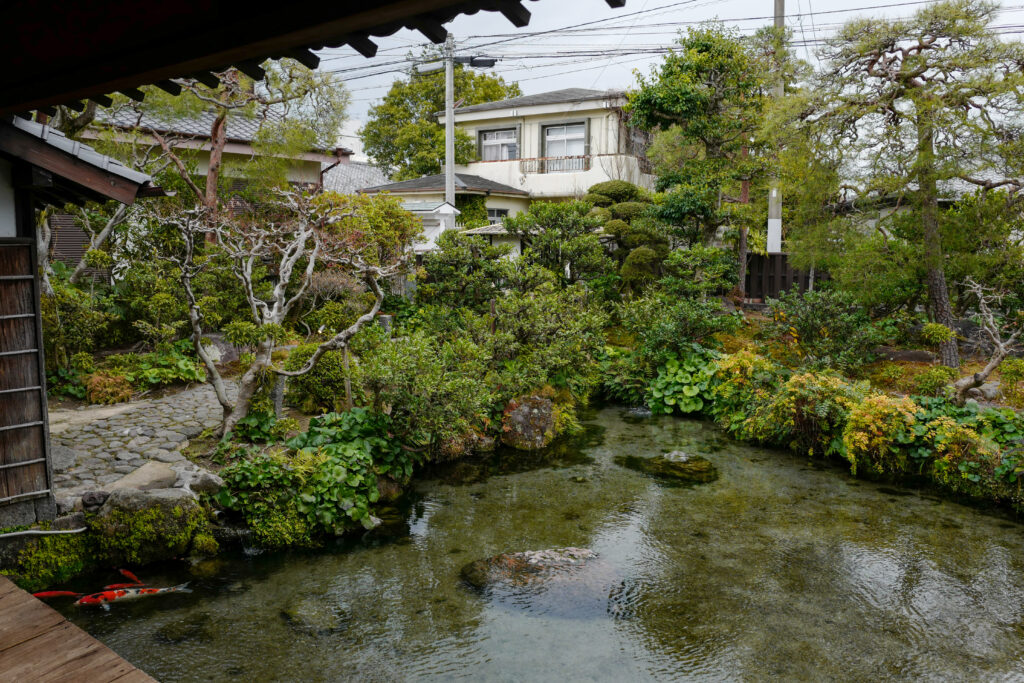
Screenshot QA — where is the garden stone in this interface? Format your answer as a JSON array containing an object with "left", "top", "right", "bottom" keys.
[
  {"left": 155, "top": 451, "right": 186, "bottom": 463},
  {"left": 110, "top": 461, "right": 178, "bottom": 492},
  {"left": 281, "top": 593, "right": 349, "bottom": 635},
  {"left": 614, "top": 451, "right": 718, "bottom": 484},
  {"left": 979, "top": 381, "right": 1002, "bottom": 401},
  {"left": 873, "top": 346, "right": 938, "bottom": 363},
  {"left": 189, "top": 471, "right": 225, "bottom": 495},
  {"left": 501, "top": 396, "right": 555, "bottom": 450},
  {"left": 51, "top": 444, "right": 77, "bottom": 473},
  {"left": 91, "top": 487, "right": 203, "bottom": 565}
]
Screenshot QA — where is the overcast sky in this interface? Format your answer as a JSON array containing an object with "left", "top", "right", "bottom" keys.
[{"left": 317, "top": 0, "right": 1024, "bottom": 160}]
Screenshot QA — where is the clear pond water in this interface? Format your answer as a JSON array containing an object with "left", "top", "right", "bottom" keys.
[{"left": 57, "top": 408, "right": 1024, "bottom": 681}]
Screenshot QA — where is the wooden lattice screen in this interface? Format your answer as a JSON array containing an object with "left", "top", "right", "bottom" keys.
[{"left": 0, "top": 239, "right": 51, "bottom": 507}]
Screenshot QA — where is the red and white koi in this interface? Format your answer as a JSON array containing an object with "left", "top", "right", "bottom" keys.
[{"left": 33, "top": 569, "right": 192, "bottom": 608}]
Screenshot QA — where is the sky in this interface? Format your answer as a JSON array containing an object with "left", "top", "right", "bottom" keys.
[{"left": 316, "top": 0, "right": 1024, "bottom": 160}]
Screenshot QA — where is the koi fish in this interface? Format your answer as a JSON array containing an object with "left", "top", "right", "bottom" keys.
[
  {"left": 74, "top": 583, "right": 192, "bottom": 606},
  {"left": 33, "top": 569, "right": 191, "bottom": 608}
]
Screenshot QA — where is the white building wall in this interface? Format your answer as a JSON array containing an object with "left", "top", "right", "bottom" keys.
[
  {"left": 451, "top": 104, "right": 655, "bottom": 200},
  {"left": 0, "top": 159, "right": 17, "bottom": 238}
]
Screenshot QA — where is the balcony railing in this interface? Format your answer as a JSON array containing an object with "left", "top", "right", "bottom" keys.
[{"left": 518, "top": 155, "right": 591, "bottom": 174}]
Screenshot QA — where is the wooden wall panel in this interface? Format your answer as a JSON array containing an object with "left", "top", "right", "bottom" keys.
[{"left": 0, "top": 241, "right": 50, "bottom": 509}]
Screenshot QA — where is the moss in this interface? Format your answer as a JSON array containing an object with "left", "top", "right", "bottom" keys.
[
  {"left": 190, "top": 531, "right": 220, "bottom": 556},
  {"left": 91, "top": 503, "right": 211, "bottom": 565},
  {"left": 246, "top": 501, "right": 318, "bottom": 549},
  {"left": 7, "top": 532, "right": 97, "bottom": 592}
]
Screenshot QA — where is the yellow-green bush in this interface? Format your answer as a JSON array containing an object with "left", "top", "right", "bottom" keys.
[
  {"left": 842, "top": 395, "right": 919, "bottom": 476},
  {"left": 708, "top": 351, "right": 782, "bottom": 438},
  {"left": 745, "top": 372, "right": 869, "bottom": 458},
  {"left": 283, "top": 343, "right": 356, "bottom": 414},
  {"left": 912, "top": 365, "right": 957, "bottom": 397},
  {"left": 1000, "top": 358, "right": 1024, "bottom": 407},
  {"left": 927, "top": 416, "right": 998, "bottom": 497}
]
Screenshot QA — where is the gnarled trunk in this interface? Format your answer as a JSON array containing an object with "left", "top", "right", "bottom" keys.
[{"left": 918, "top": 121, "right": 959, "bottom": 368}]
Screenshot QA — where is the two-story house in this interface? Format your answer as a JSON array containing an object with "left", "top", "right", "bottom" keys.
[{"left": 443, "top": 88, "right": 656, "bottom": 201}]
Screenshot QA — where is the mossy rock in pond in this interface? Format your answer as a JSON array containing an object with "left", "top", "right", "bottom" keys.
[
  {"left": 89, "top": 488, "right": 213, "bottom": 565},
  {"left": 460, "top": 547, "right": 597, "bottom": 589},
  {"left": 280, "top": 594, "right": 349, "bottom": 635},
  {"left": 614, "top": 451, "right": 718, "bottom": 484}
]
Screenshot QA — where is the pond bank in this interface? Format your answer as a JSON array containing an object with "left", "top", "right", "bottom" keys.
[{"left": 46, "top": 408, "right": 1024, "bottom": 681}]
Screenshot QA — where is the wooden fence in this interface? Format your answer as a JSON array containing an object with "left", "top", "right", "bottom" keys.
[
  {"left": 744, "top": 253, "right": 824, "bottom": 302},
  {"left": 0, "top": 240, "right": 51, "bottom": 513}
]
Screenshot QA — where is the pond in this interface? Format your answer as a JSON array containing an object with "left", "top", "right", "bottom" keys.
[{"left": 57, "top": 408, "right": 1024, "bottom": 681}]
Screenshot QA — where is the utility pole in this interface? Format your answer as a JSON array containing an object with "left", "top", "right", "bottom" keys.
[
  {"left": 444, "top": 33, "right": 455, "bottom": 207},
  {"left": 766, "top": 0, "right": 784, "bottom": 254}
]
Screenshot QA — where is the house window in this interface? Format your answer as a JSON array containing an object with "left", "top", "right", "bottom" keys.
[
  {"left": 543, "top": 123, "right": 586, "bottom": 173},
  {"left": 487, "top": 208, "right": 509, "bottom": 222},
  {"left": 480, "top": 129, "right": 518, "bottom": 161}
]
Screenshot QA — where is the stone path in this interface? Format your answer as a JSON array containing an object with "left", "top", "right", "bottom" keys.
[{"left": 49, "top": 382, "right": 236, "bottom": 511}]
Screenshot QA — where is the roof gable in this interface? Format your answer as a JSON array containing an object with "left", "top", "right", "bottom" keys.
[{"left": 361, "top": 172, "right": 527, "bottom": 196}]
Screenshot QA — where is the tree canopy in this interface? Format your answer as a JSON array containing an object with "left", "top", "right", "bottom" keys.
[{"left": 361, "top": 48, "right": 521, "bottom": 180}]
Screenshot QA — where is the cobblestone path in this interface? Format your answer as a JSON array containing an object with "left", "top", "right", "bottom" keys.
[{"left": 48, "top": 382, "right": 236, "bottom": 509}]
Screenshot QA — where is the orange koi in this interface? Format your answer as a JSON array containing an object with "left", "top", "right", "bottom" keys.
[{"left": 33, "top": 570, "right": 191, "bottom": 608}]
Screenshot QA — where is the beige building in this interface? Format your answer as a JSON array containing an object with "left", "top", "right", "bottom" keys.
[
  {"left": 360, "top": 172, "right": 531, "bottom": 223},
  {"left": 440, "top": 88, "right": 655, "bottom": 201}
]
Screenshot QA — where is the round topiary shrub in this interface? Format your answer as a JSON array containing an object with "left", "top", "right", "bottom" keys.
[
  {"left": 588, "top": 180, "right": 642, "bottom": 203},
  {"left": 582, "top": 192, "right": 613, "bottom": 207},
  {"left": 610, "top": 202, "right": 649, "bottom": 223},
  {"left": 603, "top": 218, "right": 630, "bottom": 238},
  {"left": 283, "top": 343, "right": 354, "bottom": 414}
]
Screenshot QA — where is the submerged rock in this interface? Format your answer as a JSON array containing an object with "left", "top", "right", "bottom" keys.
[
  {"left": 280, "top": 594, "right": 349, "bottom": 635},
  {"left": 614, "top": 451, "right": 718, "bottom": 484},
  {"left": 501, "top": 396, "right": 555, "bottom": 450},
  {"left": 461, "top": 547, "right": 597, "bottom": 589}
]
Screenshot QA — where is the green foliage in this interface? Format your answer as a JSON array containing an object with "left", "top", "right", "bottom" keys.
[
  {"left": 455, "top": 194, "right": 489, "bottom": 228},
  {"left": 361, "top": 50, "right": 521, "bottom": 179},
  {"left": 708, "top": 350, "right": 786, "bottom": 437},
  {"left": 358, "top": 330, "right": 494, "bottom": 447},
  {"left": 1001, "top": 358, "right": 1024, "bottom": 407},
  {"left": 658, "top": 246, "right": 738, "bottom": 298},
  {"left": 505, "top": 201, "right": 613, "bottom": 285},
  {"left": 646, "top": 347, "right": 719, "bottom": 415},
  {"left": 745, "top": 372, "right": 868, "bottom": 458},
  {"left": 418, "top": 230, "right": 512, "bottom": 311},
  {"left": 104, "top": 340, "right": 206, "bottom": 388},
  {"left": 41, "top": 277, "right": 112, "bottom": 371},
  {"left": 610, "top": 202, "right": 649, "bottom": 222},
  {"left": 619, "top": 293, "right": 740, "bottom": 366},
  {"left": 583, "top": 192, "right": 613, "bottom": 207},
  {"left": 284, "top": 343, "right": 356, "bottom": 415},
  {"left": 229, "top": 411, "right": 296, "bottom": 444},
  {"left": 921, "top": 323, "right": 956, "bottom": 346},
  {"left": 587, "top": 180, "right": 643, "bottom": 203},
  {"left": 764, "top": 290, "right": 881, "bottom": 371},
  {"left": 598, "top": 347, "right": 650, "bottom": 406},
  {"left": 913, "top": 366, "right": 957, "bottom": 397},
  {"left": 218, "top": 409, "right": 413, "bottom": 545}
]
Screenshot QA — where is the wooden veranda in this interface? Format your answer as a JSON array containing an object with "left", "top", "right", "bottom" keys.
[{"left": 0, "top": 575, "right": 155, "bottom": 682}]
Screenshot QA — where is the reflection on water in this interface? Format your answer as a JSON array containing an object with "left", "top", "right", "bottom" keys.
[{"left": 58, "top": 409, "right": 1024, "bottom": 681}]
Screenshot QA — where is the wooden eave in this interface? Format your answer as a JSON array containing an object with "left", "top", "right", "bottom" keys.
[{"left": 1, "top": 0, "right": 626, "bottom": 117}]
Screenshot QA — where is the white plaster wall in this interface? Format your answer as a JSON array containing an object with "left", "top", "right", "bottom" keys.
[{"left": 0, "top": 159, "right": 17, "bottom": 238}]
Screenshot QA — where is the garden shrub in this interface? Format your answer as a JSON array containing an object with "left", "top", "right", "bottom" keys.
[
  {"left": 85, "top": 371, "right": 133, "bottom": 404},
  {"left": 659, "top": 246, "right": 738, "bottom": 298},
  {"left": 620, "top": 246, "right": 661, "bottom": 291},
  {"left": 927, "top": 417, "right": 998, "bottom": 497},
  {"left": 1000, "top": 358, "right": 1024, "bottom": 407},
  {"left": 599, "top": 347, "right": 650, "bottom": 406},
  {"left": 745, "top": 372, "right": 868, "bottom": 458},
  {"left": 583, "top": 192, "right": 613, "bottom": 207},
  {"left": 708, "top": 351, "right": 785, "bottom": 437},
  {"left": 103, "top": 340, "right": 206, "bottom": 388},
  {"left": 764, "top": 289, "right": 882, "bottom": 371},
  {"left": 620, "top": 294, "right": 740, "bottom": 366},
  {"left": 41, "top": 278, "right": 112, "bottom": 370},
  {"left": 842, "top": 395, "right": 919, "bottom": 476},
  {"left": 610, "top": 201, "right": 649, "bottom": 223},
  {"left": 912, "top": 365, "right": 957, "bottom": 397},
  {"left": 588, "top": 180, "right": 643, "bottom": 203},
  {"left": 921, "top": 322, "right": 956, "bottom": 346},
  {"left": 646, "top": 346, "right": 718, "bottom": 415},
  {"left": 284, "top": 343, "right": 354, "bottom": 414}
]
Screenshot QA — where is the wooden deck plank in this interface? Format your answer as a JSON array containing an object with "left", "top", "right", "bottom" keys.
[{"left": 0, "top": 576, "right": 156, "bottom": 682}]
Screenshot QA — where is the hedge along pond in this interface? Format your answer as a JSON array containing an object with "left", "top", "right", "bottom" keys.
[{"left": 57, "top": 407, "right": 1024, "bottom": 681}]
